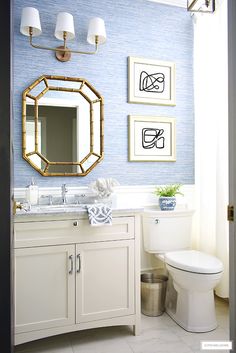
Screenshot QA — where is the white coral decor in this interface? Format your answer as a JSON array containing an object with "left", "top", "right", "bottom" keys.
[{"left": 89, "top": 178, "right": 120, "bottom": 199}]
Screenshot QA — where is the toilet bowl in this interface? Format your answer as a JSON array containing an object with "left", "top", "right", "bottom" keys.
[
  {"left": 142, "top": 208, "right": 223, "bottom": 332},
  {"left": 163, "top": 250, "right": 223, "bottom": 332}
]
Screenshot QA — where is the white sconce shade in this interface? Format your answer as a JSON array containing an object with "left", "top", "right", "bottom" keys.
[
  {"left": 20, "top": 7, "right": 42, "bottom": 36},
  {"left": 20, "top": 9, "right": 106, "bottom": 61},
  {"left": 54, "top": 12, "right": 75, "bottom": 40},
  {"left": 87, "top": 17, "right": 106, "bottom": 45}
]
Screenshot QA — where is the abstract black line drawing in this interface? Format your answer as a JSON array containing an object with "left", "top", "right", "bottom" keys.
[
  {"left": 129, "top": 115, "right": 176, "bottom": 161},
  {"left": 142, "top": 128, "right": 165, "bottom": 149},
  {"left": 128, "top": 57, "right": 176, "bottom": 106},
  {"left": 139, "top": 71, "right": 165, "bottom": 93}
]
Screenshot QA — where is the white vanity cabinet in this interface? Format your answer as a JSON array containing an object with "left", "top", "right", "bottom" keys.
[
  {"left": 15, "top": 244, "right": 75, "bottom": 334},
  {"left": 76, "top": 240, "right": 135, "bottom": 323},
  {"left": 14, "top": 212, "right": 141, "bottom": 345}
]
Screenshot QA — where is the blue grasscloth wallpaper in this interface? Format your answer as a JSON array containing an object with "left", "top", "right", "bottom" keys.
[{"left": 13, "top": 0, "right": 194, "bottom": 187}]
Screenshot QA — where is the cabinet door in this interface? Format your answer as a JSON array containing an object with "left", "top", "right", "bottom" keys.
[
  {"left": 15, "top": 245, "right": 75, "bottom": 334},
  {"left": 76, "top": 240, "right": 135, "bottom": 323}
]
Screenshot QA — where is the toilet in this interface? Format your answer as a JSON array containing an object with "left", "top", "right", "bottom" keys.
[{"left": 142, "top": 208, "right": 223, "bottom": 332}]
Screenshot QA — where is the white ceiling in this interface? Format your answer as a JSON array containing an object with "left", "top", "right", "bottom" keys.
[{"left": 147, "top": 0, "right": 186, "bottom": 8}]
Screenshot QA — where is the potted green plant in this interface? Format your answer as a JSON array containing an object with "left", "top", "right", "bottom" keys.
[{"left": 154, "top": 184, "right": 183, "bottom": 211}]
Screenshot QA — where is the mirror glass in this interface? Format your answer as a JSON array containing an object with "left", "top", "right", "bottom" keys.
[{"left": 22, "top": 75, "right": 104, "bottom": 176}]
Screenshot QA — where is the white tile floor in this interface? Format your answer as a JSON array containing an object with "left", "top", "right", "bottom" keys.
[{"left": 15, "top": 297, "right": 229, "bottom": 353}]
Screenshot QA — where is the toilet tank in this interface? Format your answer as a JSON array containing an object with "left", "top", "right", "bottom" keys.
[{"left": 142, "top": 208, "right": 194, "bottom": 254}]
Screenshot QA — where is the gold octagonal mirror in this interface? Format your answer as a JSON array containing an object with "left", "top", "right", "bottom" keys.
[{"left": 22, "top": 75, "right": 104, "bottom": 176}]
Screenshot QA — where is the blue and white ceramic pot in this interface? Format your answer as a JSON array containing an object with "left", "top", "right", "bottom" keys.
[{"left": 159, "top": 197, "right": 176, "bottom": 211}]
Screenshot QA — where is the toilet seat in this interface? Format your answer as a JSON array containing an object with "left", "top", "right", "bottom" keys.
[{"left": 164, "top": 250, "right": 223, "bottom": 274}]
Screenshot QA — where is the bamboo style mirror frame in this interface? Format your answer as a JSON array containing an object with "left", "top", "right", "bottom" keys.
[{"left": 22, "top": 75, "right": 104, "bottom": 176}]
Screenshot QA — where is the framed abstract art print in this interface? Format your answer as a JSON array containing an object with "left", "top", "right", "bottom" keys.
[
  {"left": 128, "top": 115, "right": 176, "bottom": 162},
  {"left": 128, "top": 57, "right": 176, "bottom": 106}
]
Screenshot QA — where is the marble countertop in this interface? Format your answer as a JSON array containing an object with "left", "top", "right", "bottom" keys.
[{"left": 14, "top": 204, "right": 144, "bottom": 222}]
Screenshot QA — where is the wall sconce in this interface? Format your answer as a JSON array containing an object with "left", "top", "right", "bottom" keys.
[
  {"left": 187, "top": 0, "right": 215, "bottom": 13},
  {"left": 20, "top": 7, "right": 107, "bottom": 62}
]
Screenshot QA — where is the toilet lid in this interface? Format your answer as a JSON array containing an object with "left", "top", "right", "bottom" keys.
[{"left": 165, "top": 250, "right": 223, "bottom": 274}]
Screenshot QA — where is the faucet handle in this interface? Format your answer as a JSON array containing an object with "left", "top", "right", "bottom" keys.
[
  {"left": 74, "top": 194, "right": 86, "bottom": 204},
  {"left": 62, "top": 183, "right": 68, "bottom": 193},
  {"left": 41, "top": 194, "right": 53, "bottom": 205}
]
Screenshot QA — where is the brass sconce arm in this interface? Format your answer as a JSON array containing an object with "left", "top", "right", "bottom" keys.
[{"left": 29, "top": 28, "right": 99, "bottom": 62}]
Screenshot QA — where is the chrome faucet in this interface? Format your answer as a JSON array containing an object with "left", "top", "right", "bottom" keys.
[{"left": 61, "top": 184, "right": 68, "bottom": 205}]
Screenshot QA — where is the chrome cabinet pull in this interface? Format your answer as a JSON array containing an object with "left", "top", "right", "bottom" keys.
[
  {"left": 73, "top": 221, "right": 79, "bottom": 227},
  {"left": 77, "top": 254, "right": 81, "bottom": 273},
  {"left": 68, "top": 255, "right": 73, "bottom": 274},
  {"left": 155, "top": 218, "right": 160, "bottom": 224}
]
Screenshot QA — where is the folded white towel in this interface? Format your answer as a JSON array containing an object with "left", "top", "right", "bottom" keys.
[{"left": 86, "top": 204, "right": 112, "bottom": 226}]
